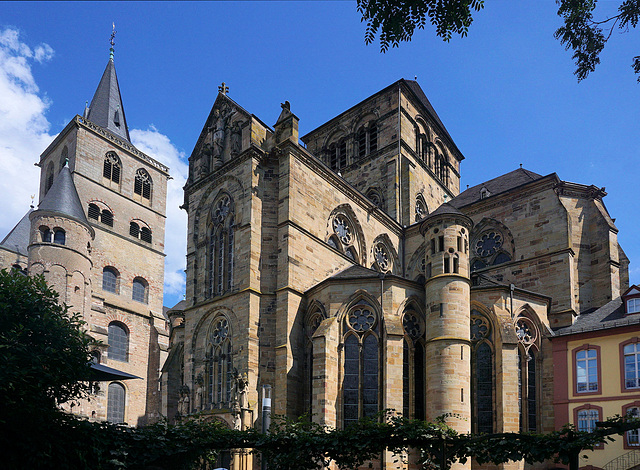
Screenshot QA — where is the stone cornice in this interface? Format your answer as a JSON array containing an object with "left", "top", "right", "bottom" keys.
[{"left": 77, "top": 116, "right": 170, "bottom": 174}]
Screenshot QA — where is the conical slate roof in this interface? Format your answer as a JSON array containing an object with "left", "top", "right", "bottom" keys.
[
  {"left": 36, "top": 166, "right": 88, "bottom": 225},
  {"left": 86, "top": 58, "right": 130, "bottom": 142},
  {"left": 0, "top": 208, "right": 33, "bottom": 256},
  {"left": 427, "top": 202, "right": 465, "bottom": 218}
]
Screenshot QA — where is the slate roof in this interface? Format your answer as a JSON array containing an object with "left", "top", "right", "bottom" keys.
[
  {"left": 86, "top": 59, "right": 130, "bottom": 142},
  {"left": 426, "top": 202, "right": 465, "bottom": 219},
  {"left": 553, "top": 297, "right": 640, "bottom": 336},
  {"left": 404, "top": 80, "right": 455, "bottom": 146},
  {"left": 0, "top": 208, "right": 33, "bottom": 256},
  {"left": 449, "top": 168, "right": 545, "bottom": 209},
  {"left": 37, "top": 166, "right": 89, "bottom": 225}
]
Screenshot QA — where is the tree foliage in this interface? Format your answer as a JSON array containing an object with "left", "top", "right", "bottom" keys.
[
  {"left": 0, "top": 269, "right": 95, "bottom": 417},
  {"left": 357, "top": 0, "right": 640, "bottom": 81}
]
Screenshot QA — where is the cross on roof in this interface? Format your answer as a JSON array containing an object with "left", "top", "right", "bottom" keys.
[{"left": 218, "top": 82, "right": 229, "bottom": 95}]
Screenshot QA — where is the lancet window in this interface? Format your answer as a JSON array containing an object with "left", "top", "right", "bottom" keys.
[
  {"left": 134, "top": 168, "right": 152, "bottom": 202},
  {"left": 304, "top": 309, "right": 324, "bottom": 415},
  {"left": 471, "top": 311, "right": 494, "bottom": 434},
  {"left": 343, "top": 299, "right": 380, "bottom": 427},
  {"left": 208, "top": 194, "right": 235, "bottom": 297},
  {"left": 327, "top": 140, "right": 347, "bottom": 172},
  {"left": 356, "top": 121, "right": 378, "bottom": 159},
  {"left": 516, "top": 315, "right": 540, "bottom": 432},
  {"left": 207, "top": 317, "right": 234, "bottom": 408},
  {"left": 402, "top": 308, "right": 425, "bottom": 420},
  {"left": 103, "top": 152, "right": 121, "bottom": 188}
]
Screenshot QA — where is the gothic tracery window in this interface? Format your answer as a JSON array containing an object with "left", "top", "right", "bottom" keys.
[
  {"left": 134, "top": 168, "right": 152, "bottom": 202},
  {"left": 207, "top": 317, "right": 234, "bottom": 408},
  {"left": 373, "top": 243, "right": 391, "bottom": 272},
  {"left": 103, "top": 152, "right": 121, "bottom": 188},
  {"left": 208, "top": 194, "right": 235, "bottom": 297},
  {"left": 415, "top": 194, "right": 428, "bottom": 222},
  {"left": 516, "top": 315, "right": 540, "bottom": 432},
  {"left": 343, "top": 300, "right": 379, "bottom": 427},
  {"left": 471, "top": 311, "right": 494, "bottom": 434},
  {"left": 402, "top": 309, "right": 425, "bottom": 420},
  {"left": 329, "top": 213, "right": 359, "bottom": 262},
  {"left": 471, "top": 227, "right": 513, "bottom": 271},
  {"left": 304, "top": 309, "right": 325, "bottom": 414}
]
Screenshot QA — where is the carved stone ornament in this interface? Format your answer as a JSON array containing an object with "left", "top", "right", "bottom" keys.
[
  {"left": 516, "top": 318, "right": 537, "bottom": 346},
  {"left": 332, "top": 215, "right": 353, "bottom": 245},
  {"left": 470, "top": 316, "right": 490, "bottom": 341},
  {"left": 210, "top": 317, "right": 229, "bottom": 345},
  {"left": 213, "top": 196, "right": 231, "bottom": 222},
  {"left": 374, "top": 243, "right": 390, "bottom": 271},
  {"left": 403, "top": 311, "right": 422, "bottom": 339},
  {"left": 348, "top": 306, "right": 375, "bottom": 332},
  {"left": 307, "top": 313, "right": 323, "bottom": 337}
]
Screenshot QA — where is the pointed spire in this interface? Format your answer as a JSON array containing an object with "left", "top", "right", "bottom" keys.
[
  {"left": 85, "top": 29, "right": 131, "bottom": 142},
  {"left": 36, "top": 167, "right": 89, "bottom": 226}
]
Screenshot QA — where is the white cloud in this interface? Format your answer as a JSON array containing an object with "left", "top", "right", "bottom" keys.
[
  {"left": 130, "top": 127, "right": 189, "bottom": 305},
  {"left": 0, "top": 28, "right": 55, "bottom": 239}
]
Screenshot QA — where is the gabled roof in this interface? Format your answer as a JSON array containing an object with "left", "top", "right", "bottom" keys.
[
  {"left": 0, "top": 208, "right": 33, "bottom": 256},
  {"left": 553, "top": 297, "right": 640, "bottom": 336},
  {"left": 36, "top": 166, "right": 89, "bottom": 225},
  {"left": 403, "top": 79, "right": 454, "bottom": 146},
  {"left": 86, "top": 58, "right": 130, "bottom": 142},
  {"left": 330, "top": 264, "right": 382, "bottom": 280},
  {"left": 450, "top": 168, "right": 545, "bottom": 209}
]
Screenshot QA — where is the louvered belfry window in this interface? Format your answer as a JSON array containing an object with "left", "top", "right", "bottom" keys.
[
  {"left": 103, "top": 152, "right": 121, "bottom": 185},
  {"left": 134, "top": 169, "right": 152, "bottom": 201}
]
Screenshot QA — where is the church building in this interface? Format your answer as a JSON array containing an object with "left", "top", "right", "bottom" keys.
[
  {"left": 0, "top": 46, "right": 170, "bottom": 426},
  {"left": 161, "top": 79, "right": 631, "bottom": 469}
]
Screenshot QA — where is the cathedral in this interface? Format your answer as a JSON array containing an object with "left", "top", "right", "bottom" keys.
[
  {"left": 160, "top": 79, "right": 632, "bottom": 469},
  {"left": 0, "top": 46, "right": 636, "bottom": 469}
]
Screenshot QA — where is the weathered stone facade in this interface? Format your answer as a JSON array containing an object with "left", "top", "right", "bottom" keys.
[{"left": 162, "top": 79, "right": 630, "bottom": 469}]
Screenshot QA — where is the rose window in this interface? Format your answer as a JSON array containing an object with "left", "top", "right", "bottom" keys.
[
  {"left": 211, "top": 318, "right": 229, "bottom": 344},
  {"left": 214, "top": 196, "right": 231, "bottom": 222},
  {"left": 348, "top": 307, "right": 375, "bottom": 332},
  {"left": 374, "top": 244, "right": 390, "bottom": 271},
  {"left": 474, "top": 231, "right": 503, "bottom": 257},
  {"left": 332, "top": 216, "right": 353, "bottom": 245},
  {"left": 403, "top": 312, "right": 421, "bottom": 339},
  {"left": 516, "top": 319, "right": 536, "bottom": 346},
  {"left": 470, "top": 316, "right": 490, "bottom": 341}
]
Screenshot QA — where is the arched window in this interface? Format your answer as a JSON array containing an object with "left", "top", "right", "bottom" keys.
[
  {"left": 471, "top": 226, "right": 514, "bottom": 270},
  {"left": 373, "top": 243, "right": 391, "bottom": 273},
  {"left": 88, "top": 203, "right": 100, "bottom": 221},
  {"left": 45, "top": 162, "right": 55, "bottom": 194},
  {"left": 103, "top": 152, "right": 121, "bottom": 186},
  {"left": 40, "top": 226, "right": 52, "bottom": 243},
  {"left": 91, "top": 350, "right": 101, "bottom": 364},
  {"left": 134, "top": 168, "right": 152, "bottom": 202},
  {"left": 516, "top": 316, "right": 540, "bottom": 432},
  {"left": 107, "top": 382, "right": 126, "bottom": 423},
  {"left": 327, "top": 140, "right": 347, "bottom": 171},
  {"left": 207, "top": 317, "right": 233, "bottom": 408},
  {"left": 132, "top": 277, "right": 148, "bottom": 303},
  {"left": 108, "top": 322, "right": 128, "bottom": 362},
  {"left": 101, "top": 209, "right": 114, "bottom": 227},
  {"left": 342, "top": 300, "right": 379, "bottom": 427},
  {"left": 329, "top": 213, "right": 359, "bottom": 263},
  {"left": 402, "top": 309, "right": 425, "bottom": 420},
  {"left": 415, "top": 194, "right": 428, "bottom": 222},
  {"left": 102, "top": 267, "right": 118, "bottom": 293},
  {"left": 140, "top": 226, "right": 152, "bottom": 243},
  {"left": 208, "top": 195, "right": 235, "bottom": 297},
  {"left": 53, "top": 229, "right": 65, "bottom": 245},
  {"left": 471, "top": 311, "right": 494, "bottom": 434},
  {"left": 304, "top": 310, "right": 324, "bottom": 414},
  {"left": 129, "top": 222, "right": 140, "bottom": 237},
  {"left": 60, "top": 146, "right": 68, "bottom": 170},
  {"left": 365, "top": 188, "right": 383, "bottom": 209},
  {"left": 129, "top": 221, "right": 152, "bottom": 243},
  {"left": 356, "top": 122, "right": 378, "bottom": 159}
]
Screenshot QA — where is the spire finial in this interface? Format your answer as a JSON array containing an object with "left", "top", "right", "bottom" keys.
[
  {"left": 109, "top": 22, "right": 117, "bottom": 61},
  {"left": 30, "top": 194, "right": 35, "bottom": 209},
  {"left": 519, "top": 163, "right": 523, "bottom": 169},
  {"left": 218, "top": 82, "right": 229, "bottom": 95}
]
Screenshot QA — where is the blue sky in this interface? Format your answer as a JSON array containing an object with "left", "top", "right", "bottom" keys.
[{"left": 1, "top": 1, "right": 638, "bottom": 308}]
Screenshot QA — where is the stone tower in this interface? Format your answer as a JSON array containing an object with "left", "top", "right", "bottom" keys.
[
  {"left": 421, "top": 203, "right": 472, "bottom": 443},
  {"left": 27, "top": 46, "right": 170, "bottom": 425}
]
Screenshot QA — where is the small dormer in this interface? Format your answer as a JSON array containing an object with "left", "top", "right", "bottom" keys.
[
  {"left": 622, "top": 285, "right": 640, "bottom": 314},
  {"left": 480, "top": 187, "right": 491, "bottom": 200}
]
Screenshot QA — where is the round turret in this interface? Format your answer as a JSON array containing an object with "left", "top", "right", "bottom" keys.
[{"left": 419, "top": 203, "right": 473, "bottom": 458}]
